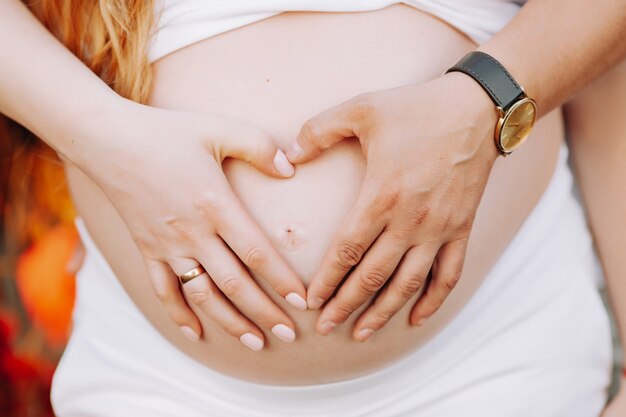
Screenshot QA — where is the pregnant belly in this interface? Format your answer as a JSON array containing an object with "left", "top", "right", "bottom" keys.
[{"left": 63, "top": 5, "right": 564, "bottom": 385}]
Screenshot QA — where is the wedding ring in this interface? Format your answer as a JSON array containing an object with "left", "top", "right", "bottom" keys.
[{"left": 179, "top": 266, "right": 206, "bottom": 284}]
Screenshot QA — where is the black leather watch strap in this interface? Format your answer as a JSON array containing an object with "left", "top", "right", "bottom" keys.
[{"left": 445, "top": 51, "right": 524, "bottom": 111}]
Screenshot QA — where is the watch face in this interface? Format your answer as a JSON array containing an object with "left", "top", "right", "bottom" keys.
[{"left": 498, "top": 98, "right": 537, "bottom": 153}]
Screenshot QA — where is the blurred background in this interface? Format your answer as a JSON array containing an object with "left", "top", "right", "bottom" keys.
[{"left": 0, "top": 117, "right": 79, "bottom": 417}]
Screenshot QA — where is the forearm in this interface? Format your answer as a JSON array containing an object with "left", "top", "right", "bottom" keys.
[
  {"left": 0, "top": 0, "right": 120, "bottom": 162},
  {"left": 565, "top": 58, "right": 626, "bottom": 363},
  {"left": 479, "top": 0, "right": 626, "bottom": 117}
]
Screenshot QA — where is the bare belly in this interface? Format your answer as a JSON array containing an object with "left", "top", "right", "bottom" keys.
[{"left": 63, "top": 5, "right": 564, "bottom": 385}]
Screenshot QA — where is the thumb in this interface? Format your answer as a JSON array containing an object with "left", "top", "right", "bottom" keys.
[
  {"left": 215, "top": 120, "right": 294, "bottom": 178},
  {"left": 286, "top": 95, "right": 367, "bottom": 164}
]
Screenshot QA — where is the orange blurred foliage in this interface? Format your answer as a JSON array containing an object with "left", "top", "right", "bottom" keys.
[
  {"left": 15, "top": 223, "right": 78, "bottom": 346},
  {"left": 2, "top": 119, "right": 78, "bottom": 345},
  {"left": 1, "top": 89, "right": 78, "bottom": 417}
]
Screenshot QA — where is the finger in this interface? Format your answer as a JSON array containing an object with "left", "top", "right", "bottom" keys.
[
  {"left": 315, "top": 231, "right": 408, "bottom": 335},
  {"left": 144, "top": 258, "right": 202, "bottom": 342},
  {"left": 197, "top": 238, "right": 298, "bottom": 344},
  {"left": 410, "top": 238, "right": 468, "bottom": 326},
  {"left": 215, "top": 190, "right": 308, "bottom": 312},
  {"left": 353, "top": 245, "right": 436, "bottom": 341},
  {"left": 210, "top": 117, "right": 294, "bottom": 178},
  {"left": 307, "top": 184, "right": 394, "bottom": 310},
  {"left": 286, "top": 93, "right": 372, "bottom": 164},
  {"left": 180, "top": 272, "right": 267, "bottom": 352}
]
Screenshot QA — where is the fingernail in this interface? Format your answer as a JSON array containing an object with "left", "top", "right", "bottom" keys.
[
  {"left": 271, "top": 324, "right": 296, "bottom": 343},
  {"left": 415, "top": 317, "right": 427, "bottom": 327},
  {"left": 356, "top": 328, "right": 375, "bottom": 342},
  {"left": 180, "top": 326, "right": 199, "bottom": 342},
  {"left": 320, "top": 320, "right": 337, "bottom": 336},
  {"left": 308, "top": 296, "right": 325, "bottom": 310},
  {"left": 273, "top": 149, "right": 295, "bottom": 177},
  {"left": 285, "top": 292, "right": 307, "bottom": 311},
  {"left": 286, "top": 141, "right": 303, "bottom": 160},
  {"left": 240, "top": 332, "right": 264, "bottom": 351}
]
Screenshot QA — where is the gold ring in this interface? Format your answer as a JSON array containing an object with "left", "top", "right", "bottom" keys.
[{"left": 179, "top": 266, "right": 206, "bottom": 284}]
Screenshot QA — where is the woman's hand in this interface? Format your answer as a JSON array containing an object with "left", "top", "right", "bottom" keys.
[
  {"left": 286, "top": 73, "right": 499, "bottom": 340},
  {"left": 602, "top": 377, "right": 626, "bottom": 417},
  {"left": 69, "top": 98, "right": 308, "bottom": 351}
]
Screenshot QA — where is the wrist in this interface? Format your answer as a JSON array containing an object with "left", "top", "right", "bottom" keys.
[
  {"left": 53, "top": 89, "right": 129, "bottom": 167},
  {"left": 440, "top": 71, "right": 500, "bottom": 163}
]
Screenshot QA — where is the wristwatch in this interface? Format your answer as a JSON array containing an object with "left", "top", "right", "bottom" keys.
[{"left": 445, "top": 51, "right": 537, "bottom": 156}]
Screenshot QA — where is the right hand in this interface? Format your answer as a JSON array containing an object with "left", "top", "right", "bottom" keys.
[{"left": 68, "top": 98, "right": 308, "bottom": 351}]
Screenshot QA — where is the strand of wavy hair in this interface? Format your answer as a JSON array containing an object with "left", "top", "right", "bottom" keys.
[{"left": 28, "top": 0, "right": 155, "bottom": 103}]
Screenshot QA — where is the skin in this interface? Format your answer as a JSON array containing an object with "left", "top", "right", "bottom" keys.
[
  {"left": 0, "top": 0, "right": 309, "bottom": 348},
  {"left": 287, "top": 0, "right": 626, "bottom": 339},
  {"left": 0, "top": 0, "right": 623, "bottom": 389},
  {"left": 64, "top": 7, "right": 560, "bottom": 385},
  {"left": 563, "top": 57, "right": 626, "bottom": 416}
]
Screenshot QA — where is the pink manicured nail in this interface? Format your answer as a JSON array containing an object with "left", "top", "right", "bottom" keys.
[
  {"left": 285, "top": 292, "right": 307, "bottom": 311},
  {"left": 273, "top": 149, "right": 294, "bottom": 177},
  {"left": 286, "top": 141, "right": 303, "bottom": 160},
  {"left": 271, "top": 324, "right": 296, "bottom": 343},
  {"left": 308, "top": 296, "right": 325, "bottom": 310},
  {"left": 240, "top": 332, "right": 264, "bottom": 351},
  {"left": 356, "top": 328, "right": 375, "bottom": 342},
  {"left": 180, "top": 326, "right": 199, "bottom": 342},
  {"left": 320, "top": 320, "right": 337, "bottom": 336}
]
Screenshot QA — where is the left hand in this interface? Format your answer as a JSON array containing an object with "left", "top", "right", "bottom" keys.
[{"left": 286, "top": 72, "right": 500, "bottom": 340}]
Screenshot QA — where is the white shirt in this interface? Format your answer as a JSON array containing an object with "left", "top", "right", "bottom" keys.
[{"left": 150, "top": 0, "right": 525, "bottom": 62}]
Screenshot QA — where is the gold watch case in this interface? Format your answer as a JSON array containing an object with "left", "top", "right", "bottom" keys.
[{"left": 494, "top": 97, "right": 538, "bottom": 156}]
